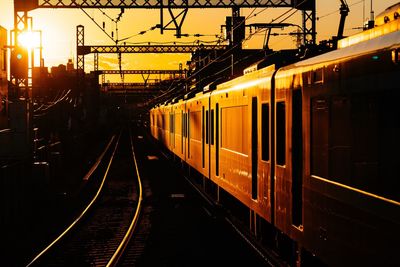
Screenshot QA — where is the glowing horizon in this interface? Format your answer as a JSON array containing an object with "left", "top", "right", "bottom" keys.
[{"left": 0, "top": 0, "right": 399, "bottom": 75}]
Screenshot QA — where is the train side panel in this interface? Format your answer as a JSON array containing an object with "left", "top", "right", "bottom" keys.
[
  {"left": 277, "top": 28, "right": 400, "bottom": 266},
  {"left": 172, "top": 100, "right": 186, "bottom": 160},
  {"left": 186, "top": 93, "right": 211, "bottom": 177},
  {"left": 210, "top": 68, "right": 274, "bottom": 220},
  {"left": 160, "top": 105, "right": 170, "bottom": 148},
  {"left": 186, "top": 93, "right": 203, "bottom": 172},
  {"left": 256, "top": 68, "right": 274, "bottom": 222},
  {"left": 274, "top": 68, "right": 304, "bottom": 241}
]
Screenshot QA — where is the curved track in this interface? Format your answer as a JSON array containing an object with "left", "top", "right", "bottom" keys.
[{"left": 26, "top": 127, "right": 143, "bottom": 267}]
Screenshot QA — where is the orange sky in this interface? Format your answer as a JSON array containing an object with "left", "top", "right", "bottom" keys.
[{"left": 0, "top": 0, "right": 399, "bottom": 80}]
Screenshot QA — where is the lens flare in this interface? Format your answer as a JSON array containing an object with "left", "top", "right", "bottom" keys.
[{"left": 18, "top": 31, "right": 41, "bottom": 49}]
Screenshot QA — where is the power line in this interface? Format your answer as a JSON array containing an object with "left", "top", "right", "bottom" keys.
[{"left": 317, "top": 0, "right": 364, "bottom": 20}]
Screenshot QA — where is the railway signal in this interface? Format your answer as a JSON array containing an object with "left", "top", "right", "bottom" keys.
[{"left": 10, "top": 46, "right": 28, "bottom": 79}]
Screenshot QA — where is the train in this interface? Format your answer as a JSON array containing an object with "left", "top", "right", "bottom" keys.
[{"left": 150, "top": 4, "right": 400, "bottom": 267}]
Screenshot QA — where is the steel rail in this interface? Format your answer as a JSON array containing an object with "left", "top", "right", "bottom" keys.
[
  {"left": 26, "top": 133, "right": 119, "bottom": 267},
  {"left": 156, "top": 142, "right": 281, "bottom": 267},
  {"left": 106, "top": 128, "right": 144, "bottom": 266}
]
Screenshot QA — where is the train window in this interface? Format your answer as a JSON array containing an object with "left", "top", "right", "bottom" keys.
[
  {"left": 310, "top": 93, "right": 400, "bottom": 202},
  {"left": 188, "top": 111, "right": 190, "bottom": 158},
  {"left": 216, "top": 104, "right": 220, "bottom": 176},
  {"left": 221, "top": 105, "right": 249, "bottom": 155},
  {"left": 182, "top": 112, "right": 184, "bottom": 137},
  {"left": 276, "top": 102, "right": 286, "bottom": 166},
  {"left": 392, "top": 49, "right": 399, "bottom": 64},
  {"left": 181, "top": 110, "right": 184, "bottom": 154},
  {"left": 313, "top": 69, "right": 324, "bottom": 84},
  {"left": 211, "top": 109, "right": 214, "bottom": 145},
  {"left": 330, "top": 97, "right": 352, "bottom": 183},
  {"left": 170, "top": 114, "right": 173, "bottom": 133},
  {"left": 374, "top": 93, "right": 400, "bottom": 201},
  {"left": 206, "top": 110, "right": 209, "bottom": 144},
  {"left": 202, "top": 107, "right": 205, "bottom": 168},
  {"left": 173, "top": 113, "right": 175, "bottom": 148},
  {"left": 190, "top": 111, "right": 201, "bottom": 141},
  {"left": 261, "top": 103, "right": 270, "bottom": 161},
  {"left": 202, "top": 107, "right": 204, "bottom": 141},
  {"left": 311, "top": 98, "right": 329, "bottom": 178}
]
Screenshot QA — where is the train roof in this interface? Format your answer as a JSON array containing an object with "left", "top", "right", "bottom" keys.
[
  {"left": 280, "top": 20, "right": 400, "bottom": 71},
  {"left": 339, "top": 18, "right": 400, "bottom": 49},
  {"left": 375, "top": 2, "right": 400, "bottom": 26},
  {"left": 214, "top": 64, "right": 275, "bottom": 92}
]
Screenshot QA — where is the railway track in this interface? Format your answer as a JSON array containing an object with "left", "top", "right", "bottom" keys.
[
  {"left": 23, "top": 122, "right": 275, "bottom": 267},
  {"left": 146, "top": 131, "right": 285, "bottom": 267},
  {"left": 26, "top": 127, "right": 143, "bottom": 267}
]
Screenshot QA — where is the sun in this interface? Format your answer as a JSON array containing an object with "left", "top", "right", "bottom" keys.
[{"left": 18, "top": 31, "right": 41, "bottom": 50}]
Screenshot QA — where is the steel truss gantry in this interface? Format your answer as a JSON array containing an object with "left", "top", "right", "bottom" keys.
[
  {"left": 102, "top": 82, "right": 166, "bottom": 93},
  {"left": 78, "top": 44, "right": 226, "bottom": 55},
  {"left": 77, "top": 24, "right": 223, "bottom": 73},
  {"left": 97, "top": 69, "right": 186, "bottom": 74},
  {"left": 96, "top": 69, "right": 187, "bottom": 84},
  {"left": 30, "top": 0, "right": 294, "bottom": 9}
]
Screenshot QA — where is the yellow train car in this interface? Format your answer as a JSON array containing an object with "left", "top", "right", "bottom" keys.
[
  {"left": 150, "top": 9, "right": 400, "bottom": 266},
  {"left": 186, "top": 92, "right": 208, "bottom": 174}
]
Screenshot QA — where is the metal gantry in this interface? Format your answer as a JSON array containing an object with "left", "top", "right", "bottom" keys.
[
  {"left": 78, "top": 44, "right": 227, "bottom": 55},
  {"left": 35, "top": 0, "right": 294, "bottom": 8},
  {"left": 102, "top": 82, "right": 166, "bottom": 95},
  {"left": 97, "top": 69, "right": 186, "bottom": 75},
  {"left": 96, "top": 69, "right": 187, "bottom": 85},
  {"left": 76, "top": 24, "right": 226, "bottom": 73}
]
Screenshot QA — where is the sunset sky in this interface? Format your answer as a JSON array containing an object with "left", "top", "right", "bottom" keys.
[{"left": 0, "top": 0, "right": 399, "bottom": 79}]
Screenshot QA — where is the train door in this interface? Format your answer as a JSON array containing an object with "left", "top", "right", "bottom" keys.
[
  {"left": 251, "top": 97, "right": 258, "bottom": 200},
  {"left": 209, "top": 94, "right": 219, "bottom": 182},
  {"left": 274, "top": 72, "right": 304, "bottom": 236},
  {"left": 292, "top": 88, "right": 303, "bottom": 228},
  {"left": 187, "top": 108, "right": 190, "bottom": 161},
  {"left": 178, "top": 101, "right": 186, "bottom": 161},
  {"left": 202, "top": 96, "right": 210, "bottom": 178},
  {"left": 183, "top": 103, "right": 188, "bottom": 162},
  {"left": 258, "top": 99, "right": 272, "bottom": 222},
  {"left": 170, "top": 107, "right": 174, "bottom": 150},
  {"left": 274, "top": 95, "right": 287, "bottom": 230},
  {"left": 174, "top": 104, "right": 182, "bottom": 159}
]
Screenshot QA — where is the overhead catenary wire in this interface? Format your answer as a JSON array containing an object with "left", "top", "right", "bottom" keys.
[
  {"left": 317, "top": 0, "right": 364, "bottom": 20},
  {"left": 147, "top": 1, "right": 312, "bottom": 107}
]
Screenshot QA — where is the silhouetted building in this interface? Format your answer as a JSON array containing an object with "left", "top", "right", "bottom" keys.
[
  {"left": 66, "top": 58, "right": 74, "bottom": 72},
  {"left": 0, "top": 26, "right": 8, "bottom": 128},
  {"left": 51, "top": 64, "right": 67, "bottom": 77},
  {"left": 33, "top": 66, "right": 49, "bottom": 98}
]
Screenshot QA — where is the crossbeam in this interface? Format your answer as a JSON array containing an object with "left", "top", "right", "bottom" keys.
[
  {"left": 102, "top": 82, "right": 166, "bottom": 93},
  {"left": 97, "top": 69, "right": 185, "bottom": 75},
  {"left": 77, "top": 45, "right": 226, "bottom": 55},
  {"left": 104, "top": 82, "right": 160, "bottom": 86},
  {"left": 34, "top": 0, "right": 293, "bottom": 9}
]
